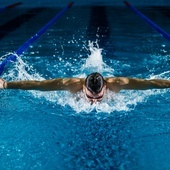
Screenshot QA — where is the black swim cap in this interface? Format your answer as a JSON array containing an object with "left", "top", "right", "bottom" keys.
[{"left": 85, "top": 72, "right": 104, "bottom": 94}]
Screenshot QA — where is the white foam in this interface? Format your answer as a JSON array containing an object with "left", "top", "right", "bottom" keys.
[
  {"left": 81, "top": 41, "right": 114, "bottom": 75},
  {"left": 149, "top": 70, "right": 170, "bottom": 79}
]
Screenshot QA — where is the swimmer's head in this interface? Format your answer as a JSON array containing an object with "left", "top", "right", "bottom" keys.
[
  {"left": 83, "top": 72, "right": 106, "bottom": 103},
  {"left": 85, "top": 72, "right": 104, "bottom": 94}
]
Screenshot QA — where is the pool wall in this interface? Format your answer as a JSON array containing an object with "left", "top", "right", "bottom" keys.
[{"left": 1, "top": 0, "right": 170, "bottom": 7}]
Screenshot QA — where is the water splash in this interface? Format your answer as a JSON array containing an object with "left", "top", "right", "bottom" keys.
[
  {"left": 1, "top": 42, "right": 169, "bottom": 114},
  {"left": 81, "top": 41, "right": 114, "bottom": 76},
  {"left": 149, "top": 70, "right": 170, "bottom": 79}
]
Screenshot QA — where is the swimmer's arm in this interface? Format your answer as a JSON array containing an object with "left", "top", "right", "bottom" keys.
[
  {"left": 0, "top": 78, "right": 85, "bottom": 93},
  {"left": 105, "top": 77, "right": 170, "bottom": 92}
]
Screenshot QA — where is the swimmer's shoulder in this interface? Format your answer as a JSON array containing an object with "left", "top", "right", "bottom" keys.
[
  {"left": 104, "top": 77, "right": 130, "bottom": 92},
  {"left": 105, "top": 77, "right": 129, "bottom": 85},
  {"left": 61, "top": 77, "right": 85, "bottom": 93}
]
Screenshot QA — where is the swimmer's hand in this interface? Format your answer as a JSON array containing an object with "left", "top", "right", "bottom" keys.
[{"left": 0, "top": 79, "right": 6, "bottom": 89}]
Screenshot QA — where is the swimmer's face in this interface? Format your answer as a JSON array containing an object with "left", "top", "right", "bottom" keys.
[{"left": 83, "top": 85, "right": 106, "bottom": 104}]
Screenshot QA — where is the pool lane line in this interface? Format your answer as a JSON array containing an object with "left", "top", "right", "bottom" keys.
[
  {"left": 0, "top": 2, "right": 74, "bottom": 76},
  {"left": 0, "top": 2, "right": 22, "bottom": 12},
  {"left": 0, "top": 7, "right": 46, "bottom": 40},
  {"left": 124, "top": 1, "right": 170, "bottom": 41},
  {"left": 87, "top": 6, "right": 111, "bottom": 48}
]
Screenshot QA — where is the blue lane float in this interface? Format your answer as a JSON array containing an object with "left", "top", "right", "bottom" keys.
[
  {"left": 124, "top": 1, "right": 170, "bottom": 41},
  {"left": 0, "top": 2, "right": 73, "bottom": 76},
  {"left": 0, "top": 2, "right": 22, "bottom": 12}
]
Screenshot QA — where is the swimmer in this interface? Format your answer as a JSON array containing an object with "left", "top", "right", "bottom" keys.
[{"left": 0, "top": 72, "right": 170, "bottom": 104}]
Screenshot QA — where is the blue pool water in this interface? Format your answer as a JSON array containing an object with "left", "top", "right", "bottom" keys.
[{"left": 0, "top": 5, "right": 170, "bottom": 169}]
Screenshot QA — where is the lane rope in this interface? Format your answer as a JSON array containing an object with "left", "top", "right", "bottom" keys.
[
  {"left": 0, "top": 2, "right": 73, "bottom": 75},
  {"left": 124, "top": 1, "right": 170, "bottom": 41},
  {"left": 0, "top": 2, "right": 22, "bottom": 12}
]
